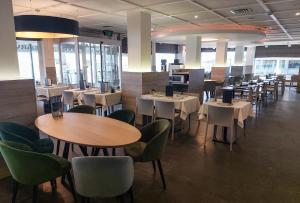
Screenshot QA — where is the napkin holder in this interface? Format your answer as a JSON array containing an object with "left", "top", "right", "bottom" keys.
[{"left": 222, "top": 89, "right": 234, "bottom": 104}]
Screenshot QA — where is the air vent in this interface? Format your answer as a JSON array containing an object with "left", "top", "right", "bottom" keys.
[
  {"left": 231, "top": 8, "right": 253, "bottom": 16},
  {"left": 102, "top": 25, "right": 113, "bottom": 28}
]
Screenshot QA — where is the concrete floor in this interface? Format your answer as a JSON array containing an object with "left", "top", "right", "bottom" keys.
[{"left": 0, "top": 88, "right": 300, "bottom": 203}]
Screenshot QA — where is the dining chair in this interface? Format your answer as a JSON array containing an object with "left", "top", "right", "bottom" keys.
[
  {"left": 63, "top": 91, "right": 77, "bottom": 110},
  {"left": 136, "top": 98, "right": 154, "bottom": 125},
  {"left": 203, "top": 80, "right": 216, "bottom": 100},
  {"left": 266, "top": 81, "right": 279, "bottom": 101},
  {"left": 204, "top": 105, "right": 235, "bottom": 151},
  {"left": 0, "top": 141, "right": 76, "bottom": 203},
  {"left": 154, "top": 101, "right": 179, "bottom": 140},
  {"left": 124, "top": 119, "right": 170, "bottom": 190},
  {"left": 107, "top": 109, "right": 135, "bottom": 156},
  {"left": 0, "top": 122, "right": 54, "bottom": 153},
  {"left": 83, "top": 94, "right": 102, "bottom": 116},
  {"left": 72, "top": 156, "right": 134, "bottom": 203}
]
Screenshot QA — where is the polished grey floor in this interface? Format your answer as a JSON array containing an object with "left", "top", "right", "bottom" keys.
[{"left": 0, "top": 88, "right": 300, "bottom": 203}]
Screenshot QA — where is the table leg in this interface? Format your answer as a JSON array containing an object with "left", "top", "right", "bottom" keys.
[{"left": 61, "top": 143, "right": 70, "bottom": 185}]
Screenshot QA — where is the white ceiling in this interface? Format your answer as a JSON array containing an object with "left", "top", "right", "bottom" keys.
[{"left": 12, "top": 0, "right": 300, "bottom": 44}]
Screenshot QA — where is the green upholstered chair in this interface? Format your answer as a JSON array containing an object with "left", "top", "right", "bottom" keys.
[
  {"left": 0, "top": 122, "right": 54, "bottom": 153},
  {"left": 107, "top": 109, "right": 135, "bottom": 156},
  {"left": 56, "top": 105, "right": 96, "bottom": 156},
  {"left": 72, "top": 156, "right": 134, "bottom": 203},
  {"left": 108, "top": 109, "right": 135, "bottom": 126},
  {"left": 124, "top": 119, "right": 170, "bottom": 190},
  {"left": 0, "top": 141, "right": 76, "bottom": 203}
]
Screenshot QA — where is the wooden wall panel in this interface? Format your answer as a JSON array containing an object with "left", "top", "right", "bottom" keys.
[
  {"left": 211, "top": 67, "right": 229, "bottom": 82},
  {"left": 0, "top": 79, "right": 37, "bottom": 126}
]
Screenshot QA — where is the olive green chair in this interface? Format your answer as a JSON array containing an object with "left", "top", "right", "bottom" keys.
[
  {"left": 124, "top": 119, "right": 170, "bottom": 190},
  {"left": 72, "top": 156, "right": 134, "bottom": 203},
  {"left": 107, "top": 109, "right": 136, "bottom": 156},
  {"left": 0, "top": 122, "right": 54, "bottom": 153},
  {"left": 0, "top": 141, "right": 76, "bottom": 203},
  {"left": 56, "top": 105, "right": 96, "bottom": 156}
]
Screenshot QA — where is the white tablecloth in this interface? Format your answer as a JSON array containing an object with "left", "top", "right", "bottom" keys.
[
  {"left": 84, "top": 91, "right": 122, "bottom": 107},
  {"left": 199, "top": 100, "right": 253, "bottom": 128},
  {"left": 64, "top": 88, "right": 99, "bottom": 98},
  {"left": 141, "top": 94, "right": 200, "bottom": 120},
  {"left": 36, "top": 85, "right": 70, "bottom": 98}
]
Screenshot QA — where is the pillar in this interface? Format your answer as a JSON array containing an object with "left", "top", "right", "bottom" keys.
[
  {"left": 215, "top": 40, "right": 228, "bottom": 67},
  {"left": 245, "top": 46, "right": 256, "bottom": 74},
  {"left": 185, "top": 36, "right": 201, "bottom": 69},
  {"left": 0, "top": 0, "right": 19, "bottom": 80},
  {"left": 151, "top": 41, "right": 156, "bottom": 72},
  {"left": 41, "top": 39, "right": 57, "bottom": 84},
  {"left": 127, "top": 11, "right": 151, "bottom": 72},
  {"left": 234, "top": 45, "right": 244, "bottom": 66},
  {"left": 175, "top": 45, "right": 184, "bottom": 64}
]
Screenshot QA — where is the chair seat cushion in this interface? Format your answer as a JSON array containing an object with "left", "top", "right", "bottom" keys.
[
  {"left": 124, "top": 141, "right": 147, "bottom": 161},
  {"left": 33, "top": 138, "right": 54, "bottom": 153},
  {"left": 45, "top": 153, "right": 71, "bottom": 171}
]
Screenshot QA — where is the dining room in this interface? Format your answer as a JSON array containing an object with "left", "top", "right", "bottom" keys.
[{"left": 1, "top": 0, "right": 300, "bottom": 203}]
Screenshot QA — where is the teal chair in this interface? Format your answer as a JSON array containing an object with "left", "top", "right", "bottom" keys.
[
  {"left": 72, "top": 156, "right": 134, "bottom": 203},
  {"left": 0, "top": 122, "right": 54, "bottom": 153},
  {"left": 56, "top": 105, "right": 96, "bottom": 156},
  {"left": 0, "top": 141, "right": 76, "bottom": 203},
  {"left": 108, "top": 109, "right": 136, "bottom": 156},
  {"left": 124, "top": 119, "right": 170, "bottom": 190}
]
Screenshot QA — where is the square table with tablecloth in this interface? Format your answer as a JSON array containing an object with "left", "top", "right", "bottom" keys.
[{"left": 36, "top": 85, "right": 70, "bottom": 98}]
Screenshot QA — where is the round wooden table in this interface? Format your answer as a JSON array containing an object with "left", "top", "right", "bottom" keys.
[{"left": 35, "top": 113, "right": 141, "bottom": 157}]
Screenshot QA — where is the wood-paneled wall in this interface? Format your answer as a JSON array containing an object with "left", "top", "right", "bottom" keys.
[
  {"left": 121, "top": 72, "right": 169, "bottom": 124},
  {"left": 0, "top": 79, "right": 37, "bottom": 126}
]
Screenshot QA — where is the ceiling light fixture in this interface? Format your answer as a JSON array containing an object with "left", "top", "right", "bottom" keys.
[
  {"left": 230, "top": 10, "right": 236, "bottom": 14},
  {"left": 296, "top": 12, "right": 300, "bottom": 16},
  {"left": 194, "top": 15, "right": 198, "bottom": 19},
  {"left": 14, "top": 15, "right": 79, "bottom": 39}
]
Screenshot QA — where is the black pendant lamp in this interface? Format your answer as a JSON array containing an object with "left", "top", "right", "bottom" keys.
[{"left": 14, "top": 15, "right": 79, "bottom": 39}]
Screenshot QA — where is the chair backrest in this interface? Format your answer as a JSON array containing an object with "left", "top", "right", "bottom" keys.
[
  {"left": 154, "top": 101, "right": 175, "bottom": 120},
  {"left": 108, "top": 109, "right": 135, "bottom": 126},
  {"left": 0, "top": 141, "right": 65, "bottom": 185},
  {"left": 68, "top": 105, "right": 95, "bottom": 115},
  {"left": 83, "top": 94, "right": 96, "bottom": 107},
  {"left": 203, "top": 81, "right": 216, "bottom": 91},
  {"left": 207, "top": 105, "right": 234, "bottom": 127},
  {"left": 72, "top": 156, "right": 134, "bottom": 198},
  {"left": 63, "top": 91, "right": 75, "bottom": 105},
  {"left": 139, "top": 119, "right": 171, "bottom": 162},
  {"left": 136, "top": 98, "right": 154, "bottom": 117}
]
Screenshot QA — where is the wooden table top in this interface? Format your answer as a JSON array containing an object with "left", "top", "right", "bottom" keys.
[{"left": 35, "top": 113, "right": 141, "bottom": 148}]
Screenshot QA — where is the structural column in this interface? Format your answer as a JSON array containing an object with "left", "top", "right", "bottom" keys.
[
  {"left": 127, "top": 11, "right": 151, "bottom": 72},
  {"left": 234, "top": 45, "right": 244, "bottom": 66},
  {"left": 215, "top": 40, "right": 228, "bottom": 66},
  {"left": 245, "top": 46, "right": 256, "bottom": 74},
  {"left": 151, "top": 41, "right": 156, "bottom": 72},
  {"left": 185, "top": 36, "right": 201, "bottom": 69},
  {"left": 175, "top": 45, "right": 184, "bottom": 64},
  {"left": 41, "top": 39, "right": 57, "bottom": 84},
  {"left": 0, "top": 0, "right": 19, "bottom": 80}
]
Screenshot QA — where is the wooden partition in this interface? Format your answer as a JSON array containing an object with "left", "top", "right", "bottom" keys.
[
  {"left": 0, "top": 79, "right": 37, "bottom": 125},
  {"left": 121, "top": 72, "right": 169, "bottom": 124},
  {"left": 211, "top": 66, "right": 229, "bottom": 82}
]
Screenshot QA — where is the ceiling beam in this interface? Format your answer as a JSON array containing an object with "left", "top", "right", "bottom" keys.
[{"left": 256, "top": 0, "right": 293, "bottom": 40}]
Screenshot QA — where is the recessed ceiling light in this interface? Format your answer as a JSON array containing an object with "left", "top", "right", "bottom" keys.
[
  {"left": 296, "top": 12, "right": 300, "bottom": 16},
  {"left": 230, "top": 10, "right": 236, "bottom": 14},
  {"left": 194, "top": 15, "right": 198, "bottom": 19},
  {"left": 202, "top": 38, "right": 218, "bottom": 42},
  {"left": 151, "top": 28, "right": 154, "bottom": 31}
]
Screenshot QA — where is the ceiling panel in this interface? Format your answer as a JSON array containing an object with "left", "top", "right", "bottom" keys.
[
  {"left": 148, "top": 1, "right": 204, "bottom": 15},
  {"left": 12, "top": 0, "right": 60, "bottom": 8},
  {"left": 268, "top": 1, "right": 300, "bottom": 12},
  {"left": 73, "top": 0, "right": 138, "bottom": 12},
  {"left": 173, "top": 11, "right": 218, "bottom": 21},
  {"left": 45, "top": 4, "right": 99, "bottom": 18},
  {"left": 125, "top": 0, "right": 183, "bottom": 7},
  {"left": 230, "top": 14, "right": 270, "bottom": 23},
  {"left": 217, "top": 4, "right": 265, "bottom": 17},
  {"left": 193, "top": 0, "right": 256, "bottom": 10},
  {"left": 151, "top": 16, "right": 183, "bottom": 25}
]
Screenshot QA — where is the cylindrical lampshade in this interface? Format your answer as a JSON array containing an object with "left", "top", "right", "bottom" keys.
[{"left": 14, "top": 15, "right": 79, "bottom": 39}]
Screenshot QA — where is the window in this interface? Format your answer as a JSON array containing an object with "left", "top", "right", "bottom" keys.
[
  {"left": 60, "top": 41, "right": 78, "bottom": 85},
  {"left": 17, "top": 40, "right": 41, "bottom": 82},
  {"left": 201, "top": 52, "right": 215, "bottom": 72},
  {"left": 254, "top": 58, "right": 300, "bottom": 75}
]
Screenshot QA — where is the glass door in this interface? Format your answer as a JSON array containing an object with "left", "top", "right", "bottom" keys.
[
  {"left": 102, "top": 44, "right": 121, "bottom": 87},
  {"left": 60, "top": 41, "right": 78, "bottom": 85}
]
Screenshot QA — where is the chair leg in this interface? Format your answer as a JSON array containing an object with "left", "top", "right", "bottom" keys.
[
  {"left": 103, "top": 148, "right": 109, "bottom": 156},
  {"left": 118, "top": 195, "right": 125, "bottom": 203},
  {"left": 79, "top": 145, "right": 89, "bottom": 156},
  {"left": 157, "top": 160, "right": 166, "bottom": 190},
  {"left": 12, "top": 179, "right": 18, "bottom": 203},
  {"left": 112, "top": 148, "right": 116, "bottom": 156},
  {"left": 50, "top": 179, "right": 57, "bottom": 192},
  {"left": 129, "top": 186, "right": 134, "bottom": 203},
  {"left": 56, "top": 140, "right": 60, "bottom": 155},
  {"left": 66, "top": 172, "right": 77, "bottom": 202},
  {"left": 32, "top": 185, "right": 38, "bottom": 203},
  {"left": 152, "top": 161, "right": 156, "bottom": 173},
  {"left": 230, "top": 128, "right": 233, "bottom": 152},
  {"left": 71, "top": 144, "right": 74, "bottom": 152}
]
